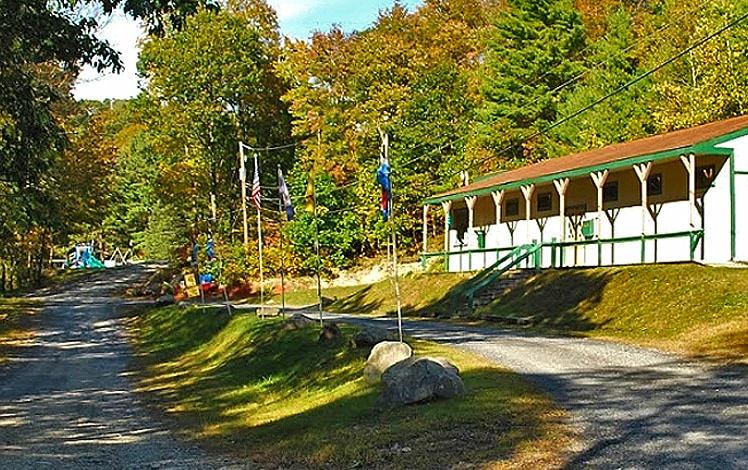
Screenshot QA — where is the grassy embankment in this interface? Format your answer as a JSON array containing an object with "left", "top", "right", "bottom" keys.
[
  {"left": 128, "top": 304, "right": 575, "bottom": 469},
  {"left": 274, "top": 263, "right": 748, "bottom": 364}
]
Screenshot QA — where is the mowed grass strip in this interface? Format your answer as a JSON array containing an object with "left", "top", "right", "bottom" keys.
[
  {"left": 0, "top": 299, "right": 39, "bottom": 365},
  {"left": 273, "top": 263, "right": 748, "bottom": 364},
  {"left": 128, "top": 305, "right": 575, "bottom": 469},
  {"left": 476, "top": 264, "right": 748, "bottom": 364}
]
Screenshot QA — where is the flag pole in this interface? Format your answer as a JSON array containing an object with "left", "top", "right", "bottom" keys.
[
  {"left": 254, "top": 153, "right": 265, "bottom": 317},
  {"left": 238, "top": 142, "right": 249, "bottom": 248},
  {"left": 314, "top": 176, "right": 323, "bottom": 326},
  {"left": 277, "top": 165, "right": 286, "bottom": 317},
  {"left": 379, "top": 131, "right": 403, "bottom": 342}
]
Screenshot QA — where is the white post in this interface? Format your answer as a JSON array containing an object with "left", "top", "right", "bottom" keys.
[
  {"left": 680, "top": 154, "right": 696, "bottom": 229},
  {"left": 465, "top": 196, "right": 477, "bottom": 245},
  {"left": 590, "top": 170, "right": 609, "bottom": 239},
  {"left": 521, "top": 184, "right": 535, "bottom": 244},
  {"left": 491, "top": 190, "right": 504, "bottom": 226},
  {"left": 634, "top": 163, "right": 652, "bottom": 235},
  {"left": 253, "top": 153, "right": 264, "bottom": 317},
  {"left": 441, "top": 200, "right": 452, "bottom": 253},
  {"left": 238, "top": 142, "right": 248, "bottom": 247},
  {"left": 553, "top": 178, "right": 569, "bottom": 243}
]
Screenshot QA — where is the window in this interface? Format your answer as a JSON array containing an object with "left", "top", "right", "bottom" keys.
[
  {"left": 647, "top": 173, "right": 662, "bottom": 196},
  {"left": 504, "top": 198, "right": 519, "bottom": 217},
  {"left": 696, "top": 164, "right": 716, "bottom": 189},
  {"left": 603, "top": 181, "right": 619, "bottom": 202},
  {"left": 536, "top": 192, "right": 552, "bottom": 212}
]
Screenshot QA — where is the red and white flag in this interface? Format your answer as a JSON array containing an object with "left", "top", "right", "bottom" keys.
[{"left": 251, "top": 156, "right": 261, "bottom": 210}]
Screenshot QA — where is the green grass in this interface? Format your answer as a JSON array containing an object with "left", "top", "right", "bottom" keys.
[
  {"left": 270, "top": 263, "right": 748, "bottom": 364},
  {"left": 0, "top": 299, "right": 39, "bottom": 365},
  {"left": 476, "top": 264, "right": 748, "bottom": 363},
  {"left": 127, "top": 304, "right": 574, "bottom": 468},
  {"left": 271, "top": 271, "right": 472, "bottom": 317}
]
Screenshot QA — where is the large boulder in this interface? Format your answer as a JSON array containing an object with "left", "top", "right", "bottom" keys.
[
  {"left": 318, "top": 322, "right": 342, "bottom": 342},
  {"left": 281, "top": 313, "right": 317, "bottom": 331},
  {"left": 351, "top": 326, "right": 395, "bottom": 348},
  {"left": 377, "top": 357, "right": 465, "bottom": 409},
  {"left": 364, "top": 341, "right": 413, "bottom": 384}
]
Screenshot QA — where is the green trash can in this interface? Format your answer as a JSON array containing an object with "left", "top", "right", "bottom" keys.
[{"left": 477, "top": 230, "right": 486, "bottom": 249}]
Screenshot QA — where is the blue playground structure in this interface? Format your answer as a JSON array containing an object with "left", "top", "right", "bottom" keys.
[{"left": 67, "top": 243, "right": 106, "bottom": 269}]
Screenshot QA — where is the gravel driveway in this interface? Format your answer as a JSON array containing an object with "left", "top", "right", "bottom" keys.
[
  {"left": 0, "top": 264, "right": 245, "bottom": 470},
  {"left": 324, "top": 313, "right": 748, "bottom": 469}
]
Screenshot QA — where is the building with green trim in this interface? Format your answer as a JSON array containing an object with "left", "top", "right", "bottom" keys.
[{"left": 421, "top": 114, "right": 748, "bottom": 272}]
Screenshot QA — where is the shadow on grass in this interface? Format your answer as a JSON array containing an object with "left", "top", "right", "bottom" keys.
[
  {"left": 132, "top": 307, "right": 567, "bottom": 468},
  {"left": 327, "top": 285, "right": 384, "bottom": 315}
]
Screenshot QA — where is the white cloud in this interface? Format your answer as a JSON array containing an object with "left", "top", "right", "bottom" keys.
[
  {"left": 72, "top": 12, "right": 145, "bottom": 101},
  {"left": 266, "top": 0, "right": 315, "bottom": 21}
]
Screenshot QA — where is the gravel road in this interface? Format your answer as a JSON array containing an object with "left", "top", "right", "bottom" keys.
[
  {"left": 323, "top": 313, "right": 748, "bottom": 469},
  {"left": 0, "top": 264, "right": 246, "bottom": 470}
]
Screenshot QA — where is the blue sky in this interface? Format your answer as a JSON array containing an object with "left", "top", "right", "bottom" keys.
[{"left": 73, "top": 0, "right": 423, "bottom": 101}]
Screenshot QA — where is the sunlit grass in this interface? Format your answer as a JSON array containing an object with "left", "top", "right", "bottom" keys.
[
  {"left": 128, "top": 304, "right": 575, "bottom": 468},
  {"left": 0, "top": 299, "right": 39, "bottom": 364},
  {"left": 478, "top": 263, "right": 748, "bottom": 364}
]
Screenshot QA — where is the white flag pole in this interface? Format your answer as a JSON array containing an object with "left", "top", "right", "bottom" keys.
[
  {"left": 254, "top": 153, "right": 265, "bottom": 318},
  {"left": 381, "top": 132, "right": 403, "bottom": 342}
]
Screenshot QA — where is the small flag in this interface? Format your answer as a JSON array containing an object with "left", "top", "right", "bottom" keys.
[
  {"left": 277, "top": 167, "right": 295, "bottom": 221},
  {"left": 251, "top": 155, "right": 261, "bottom": 210},
  {"left": 376, "top": 159, "right": 391, "bottom": 220},
  {"left": 304, "top": 175, "right": 315, "bottom": 213}
]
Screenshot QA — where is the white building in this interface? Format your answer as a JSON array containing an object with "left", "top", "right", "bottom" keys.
[{"left": 422, "top": 115, "right": 748, "bottom": 272}]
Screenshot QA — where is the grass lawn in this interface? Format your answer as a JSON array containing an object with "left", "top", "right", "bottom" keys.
[
  {"left": 268, "top": 263, "right": 748, "bottom": 365},
  {"left": 476, "top": 264, "right": 748, "bottom": 364},
  {"left": 127, "top": 304, "right": 576, "bottom": 469}
]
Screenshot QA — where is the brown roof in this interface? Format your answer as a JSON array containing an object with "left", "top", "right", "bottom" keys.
[{"left": 429, "top": 114, "right": 748, "bottom": 202}]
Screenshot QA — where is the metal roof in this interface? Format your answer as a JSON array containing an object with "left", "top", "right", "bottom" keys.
[{"left": 425, "top": 114, "right": 748, "bottom": 204}]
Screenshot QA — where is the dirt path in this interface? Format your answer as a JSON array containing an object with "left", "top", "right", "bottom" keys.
[
  {"left": 323, "top": 313, "right": 748, "bottom": 469},
  {"left": 0, "top": 264, "right": 244, "bottom": 469}
]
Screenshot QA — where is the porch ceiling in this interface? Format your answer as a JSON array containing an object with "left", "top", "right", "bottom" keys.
[{"left": 425, "top": 114, "right": 748, "bottom": 205}]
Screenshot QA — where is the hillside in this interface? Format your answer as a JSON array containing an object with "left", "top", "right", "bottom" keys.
[{"left": 278, "top": 263, "right": 748, "bottom": 365}]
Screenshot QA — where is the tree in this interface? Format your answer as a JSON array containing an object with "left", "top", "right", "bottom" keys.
[{"left": 476, "top": 0, "right": 587, "bottom": 163}]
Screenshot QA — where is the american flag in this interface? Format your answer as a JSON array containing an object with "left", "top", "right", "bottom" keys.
[{"left": 251, "top": 157, "right": 261, "bottom": 210}]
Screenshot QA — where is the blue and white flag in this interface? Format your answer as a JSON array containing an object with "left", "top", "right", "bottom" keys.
[{"left": 277, "top": 167, "right": 295, "bottom": 221}]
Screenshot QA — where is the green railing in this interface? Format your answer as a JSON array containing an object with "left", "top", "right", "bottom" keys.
[
  {"left": 428, "top": 230, "right": 704, "bottom": 316},
  {"left": 422, "top": 229, "right": 704, "bottom": 272},
  {"left": 448, "top": 243, "right": 541, "bottom": 315},
  {"left": 546, "top": 229, "right": 705, "bottom": 267}
]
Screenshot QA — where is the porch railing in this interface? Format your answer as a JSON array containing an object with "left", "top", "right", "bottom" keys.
[{"left": 421, "top": 229, "right": 705, "bottom": 273}]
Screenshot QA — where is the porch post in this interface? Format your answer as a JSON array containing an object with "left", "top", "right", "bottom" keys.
[
  {"left": 554, "top": 178, "right": 569, "bottom": 269},
  {"left": 441, "top": 200, "right": 452, "bottom": 254},
  {"left": 553, "top": 178, "right": 569, "bottom": 243},
  {"left": 422, "top": 204, "right": 429, "bottom": 255},
  {"left": 634, "top": 162, "right": 653, "bottom": 263},
  {"left": 680, "top": 153, "right": 696, "bottom": 230},
  {"left": 590, "top": 170, "right": 609, "bottom": 266},
  {"left": 521, "top": 184, "right": 535, "bottom": 245},
  {"left": 465, "top": 196, "right": 477, "bottom": 238},
  {"left": 491, "top": 190, "right": 505, "bottom": 227}
]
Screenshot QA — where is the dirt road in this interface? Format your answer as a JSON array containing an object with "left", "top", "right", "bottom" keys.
[{"left": 0, "top": 264, "right": 244, "bottom": 469}]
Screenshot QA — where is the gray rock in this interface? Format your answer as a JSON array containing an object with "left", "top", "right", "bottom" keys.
[
  {"left": 155, "top": 294, "right": 175, "bottom": 306},
  {"left": 318, "top": 322, "right": 341, "bottom": 342},
  {"left": 281, "top": 313, "right": 317, "bottom": 331},
  {"left": 377, "top": 357, "right": 465, "bottom": 409},
  {"left": 363, "top": 341, "right": 413, "bottom": 384},
  {"left": 351, "top": 326, "right": 395, "bottom": 348}
]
